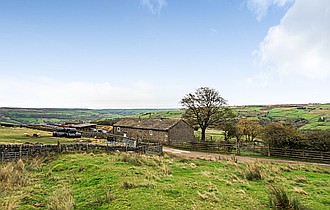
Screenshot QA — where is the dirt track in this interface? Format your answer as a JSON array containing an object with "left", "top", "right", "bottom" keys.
[{"left": 163, "top": 147, "right": 330, "bottom": 167}]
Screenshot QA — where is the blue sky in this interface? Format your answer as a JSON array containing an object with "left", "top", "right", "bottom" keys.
[{"left": 0, "top": 0, "right": 329, "bottom": 108}]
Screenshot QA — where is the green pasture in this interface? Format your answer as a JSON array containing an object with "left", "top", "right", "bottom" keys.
[
  {"left": 135, "top": 110, "right": 184, "bottom": 119},
  {"left": 301, "top": 122, "right": 330, "bottom": 130},
  {"left": 1, "top": 152, "right": 329, "bottom": 209},
  {"left": 0, "top": 127, "right": 91, "bottom": 144}
]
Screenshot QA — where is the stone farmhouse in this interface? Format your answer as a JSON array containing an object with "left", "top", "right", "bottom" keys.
[{"left": 112, "top": 118, "right": 195, "bottom": 145}]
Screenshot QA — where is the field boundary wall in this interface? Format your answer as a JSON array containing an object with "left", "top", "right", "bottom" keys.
[{"left": 0, "top": 142, "right": 162, "bottom": 162}]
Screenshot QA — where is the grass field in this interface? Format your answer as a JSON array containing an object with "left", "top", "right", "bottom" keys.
[
  {"left": 1, "top": 152, "right": 329, "bottom": 209},
  {"left": 0, "top": 127, "right": 98, "bottom": 144}
]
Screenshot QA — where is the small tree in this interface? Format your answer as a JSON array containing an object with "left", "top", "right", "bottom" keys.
[
  {"left": 237, "top": 119, "right": 262, "bottom": 142},
  {"left": 180, "top": 87, "right": 228, "bottom": 141},
  {"left": 234, "top": 122, "right": 244, "bottom": 155},
  {"left": 218, "top": 110, "right": 237, "bottom": 143},
  {"left": 262, "top": 122, "right": 301, "bottom": 148}
]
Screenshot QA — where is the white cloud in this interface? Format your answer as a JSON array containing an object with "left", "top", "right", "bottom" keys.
[
  {"left": 255, "top": 0, "right": 330, "bottom": 80},
  {"left": 247, "top": 0, "right": 294, "bottom": 21},
  {"left": 0, "top": 77, "right": 158, "bottom": 108},
  {"left": 246, "top": 70, "right": 273, "bottom": 87},
  {"left": 140, "top": 0, "right": 167, "bottom": 15}
]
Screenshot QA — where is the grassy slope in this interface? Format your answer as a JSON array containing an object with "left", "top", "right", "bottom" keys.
[{"left": 1, "top": 153, "right": 329, "bottom": 209}]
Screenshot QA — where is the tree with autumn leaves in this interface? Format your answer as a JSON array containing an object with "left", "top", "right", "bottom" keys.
[
  {"left": 236, "top": 119, "right": 262, "bottom": 142},
  {"left": 180, "top": 87, "right": 263, "bottom": 146},
  {"left": 180, "top": 87, "right": 228, "bottom": 141},
  {"left": 235, "top": 119, "right": 262, "bottom": 154}
]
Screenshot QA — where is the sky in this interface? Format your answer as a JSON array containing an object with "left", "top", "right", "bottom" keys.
[{"left": 0, "top": 0, "right": 329, "bottom": 109}]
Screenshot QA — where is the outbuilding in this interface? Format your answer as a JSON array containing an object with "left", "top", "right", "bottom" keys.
[{"left": 68, "top": 123, "right": 97, "bottom": 131}]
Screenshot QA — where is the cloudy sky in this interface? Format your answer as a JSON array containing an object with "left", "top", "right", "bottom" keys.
[{"left": 0, "top": 0, "right": 329, "bottom": 108}]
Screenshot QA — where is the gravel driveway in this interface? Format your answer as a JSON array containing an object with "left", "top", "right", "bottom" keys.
[{"left": 163, "top": 147, "right": 330, "bottom": 167}]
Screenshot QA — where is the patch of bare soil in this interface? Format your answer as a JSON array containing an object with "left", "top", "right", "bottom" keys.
[{"left": 310, "top": 109, "right": 330, "bottom": 114}]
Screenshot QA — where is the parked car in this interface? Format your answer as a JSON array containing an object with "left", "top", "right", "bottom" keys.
[{"left": 53, "top": 127, "right": 81, "bottom": 138}]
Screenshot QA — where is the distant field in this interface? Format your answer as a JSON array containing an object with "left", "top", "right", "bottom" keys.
[
  {"left": 136, "top": 104, "right": 330, "bottom": 130},
  {"left": 133, "top": 110, "right": 184, "bottom": 119},
  {"left": 232, "top": 104, "right": 330, "bottom": 130}
]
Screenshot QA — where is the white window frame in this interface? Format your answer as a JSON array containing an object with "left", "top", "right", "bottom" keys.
[
  {"left": 149, "top": 130, "right": 153, "bottom": 135},
  {"left": 117, "top": 127, "right": 120, "bottom": 132}
]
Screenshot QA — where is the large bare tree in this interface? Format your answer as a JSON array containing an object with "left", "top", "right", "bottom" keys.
[{"left": 180, "top": 87, "right": 228, "bottom": 141}]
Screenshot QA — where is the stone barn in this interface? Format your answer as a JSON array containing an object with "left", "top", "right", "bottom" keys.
[{"left": 112, "top": 118, "right": 195, "bottom": 145}]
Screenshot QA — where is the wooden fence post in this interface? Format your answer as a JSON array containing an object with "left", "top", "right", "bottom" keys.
[
  {"left": 19, "top": 145, "right": 22, "bottom": 159},
  {"left": 57, "top": 141, "right": 61, "bottom": 154},
  {"left": 321, "top": 151, "right": 323, "bottom": 162}
]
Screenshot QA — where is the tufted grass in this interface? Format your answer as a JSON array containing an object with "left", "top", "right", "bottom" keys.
[{"left": 0, "top": 153, "right": 329, "bottom": 209}]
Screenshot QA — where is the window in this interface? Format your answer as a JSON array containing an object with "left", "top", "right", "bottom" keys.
[
  {"left": 117, "top": 127, "right": 120, "bottom": 132},
  {"left": 149, "top": 130, "right": 153, "bottom": 135}
]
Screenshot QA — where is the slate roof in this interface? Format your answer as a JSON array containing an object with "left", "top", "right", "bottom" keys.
[
  {"left": 69, "top": 123, "right": 97, "bottom": 129},
  {"left": 113, "top": 118, "right": 184, "bottom": 131}
]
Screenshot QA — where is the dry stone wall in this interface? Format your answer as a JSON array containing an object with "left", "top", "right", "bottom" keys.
[{"left": 0, "top": 143, "right": 139, "bottom": 162}]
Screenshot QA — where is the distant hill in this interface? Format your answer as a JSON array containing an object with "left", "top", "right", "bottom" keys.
[
  {"left": 134, "top": 104, "right": 330, "bottom": 130},
  {"left": 1, "top": 104, "right": 329, "bottom": 130},
  {"left": 232, "top": 103, "right": 330, "bottom": 130},
  {"left": 0, "top": 107, "right": 175, "bottom": 125}
]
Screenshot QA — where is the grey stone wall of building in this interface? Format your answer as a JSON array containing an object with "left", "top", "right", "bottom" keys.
[
  {"left": 168, "top": 121, "right": 195, "bottom": 146},
  {"left": 113, "top": 127, "right": 168, "bottom": 144},
  {"left": 113, "top": 120, "right": 195, "bottom": 146}
]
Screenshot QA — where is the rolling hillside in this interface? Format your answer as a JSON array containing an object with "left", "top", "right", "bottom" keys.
[
  {"left": 135, "top": 104, "right": 330, "bottom": 130},
  {"left": 0, "top": 108, "right": 174, "bottom": 125},
  {"left": 1, "top": 104, "right": 329, "bottom": 130}
]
